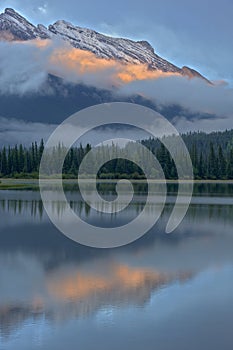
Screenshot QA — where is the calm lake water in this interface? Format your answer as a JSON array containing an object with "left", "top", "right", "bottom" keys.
[{"left": 0, "top": 183, "right": 233, "bottom": 350}]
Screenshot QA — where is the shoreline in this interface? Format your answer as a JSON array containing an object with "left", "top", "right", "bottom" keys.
[{"left": 1, "top": 178, "right": 233, "bottom": 190}]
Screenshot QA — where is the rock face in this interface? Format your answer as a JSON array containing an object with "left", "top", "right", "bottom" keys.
[
  {"left": 0, "top": 8, "right": 209, "bottom": 82},
  {"left": 48, "top": 20, "right": 181, "bottom": 73},
  {"left": 0, "top": 8, "right": 49, "bottom": 40}
]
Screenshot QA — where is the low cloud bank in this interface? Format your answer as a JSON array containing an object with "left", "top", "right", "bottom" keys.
[
  {"left": 0, "top": 117, "right": 56, "bottom": 146},
  {"left": 0, "top": 38, "right": 233, "bottom": 134}
]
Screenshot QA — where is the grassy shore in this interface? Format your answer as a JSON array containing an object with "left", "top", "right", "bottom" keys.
[
  {"left": 1, "top": 178, "right": 233, "bottom": 190},
  {"left": 0, "top": 179, "right": 39, "bottom": 190}
]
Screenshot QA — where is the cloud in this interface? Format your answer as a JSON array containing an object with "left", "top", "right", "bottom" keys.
[
  {"left": 174, "top": 115, "right": 233, "bottom": 134},
  {"left": 43, "top": 40, "right": 179, "bottom": 86},
  {"left": 0, "top": 40, "right": 51, "bottom": 95},
  {"left": 118, "top": 76, "right": 233, "bottom": 129},
  {"left": 0, "top": 39, "right": 179, "bottom": 95},
  {"left": 0, "top": 117, "right": 149, "bottom": 147},
  {"left": 0, "top": 117, "right": 56, "bottom": 146},
  {"left": 0, "top": 37, "right": 233, "bottom": 134},
  {"left": 37, "top": 4, "right": 47, "bottom": 15}
]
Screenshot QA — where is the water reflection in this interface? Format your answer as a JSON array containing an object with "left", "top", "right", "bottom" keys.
[
  {"left": 0, "top": 261, "right": 194, "bottom": 339},
  {"left": 0, "top": 185, "right": 233, "bottom": 350},
  {"left": 1, "top": 187, "right": 233, "bottom": 224}
]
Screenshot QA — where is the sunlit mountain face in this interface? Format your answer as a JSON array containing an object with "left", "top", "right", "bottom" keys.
[
  {"left": 0, "top": 8, "right": 208, "bottom": 81},
  {"left": 0, "top": 7, "right": 220, "bottom": 132}
]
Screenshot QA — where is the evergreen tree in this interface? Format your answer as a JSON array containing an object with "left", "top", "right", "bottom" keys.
[
  {"left": 1, "top": 147, "right": 7, "bottom": 175},
  {"left": 18, "top": 144, "right": 24, "bottom": 173},
  {"left": 227, "top": 149, "right": 233, "bottom": 179},
  {"left": 208, "top": 143, "right": 217, "bottom": 179},
  {"left": 218, "top": 145, "right": 226, "bottom": 179}
]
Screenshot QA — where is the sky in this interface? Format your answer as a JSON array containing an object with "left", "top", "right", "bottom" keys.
[{"left": 0, "top": 0, "right": 232, "bottom": 83}]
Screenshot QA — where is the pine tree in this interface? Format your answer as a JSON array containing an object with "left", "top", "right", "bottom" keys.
[
  {"left": 227, "top": 149, "right": 233, "bottom": 179},
  {"left": 1, "top": 147, "right": 7, "bottom": 176},
  {"left": 218, "top": 145, "right": 226, "bottom": 179},
  {"left": 13, "top": 145, "right": 19, "bottom": 174},
  {"left": 208, "top": 143, "right": 217, "bottom": 179},
  {"left": 18, "top": 144, "right": 24, "bottom": 173}
]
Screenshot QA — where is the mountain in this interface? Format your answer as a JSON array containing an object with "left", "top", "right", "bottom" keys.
[
  {"left": 0, "top": 8, "right": 215, "bottom": 125},
  {"left": 0, "top": 74, "right": 216, "bottom": 124},
  {"left": 0, "top": 8, "right": 209, "bottom": 82},
  {"left": 0, "top": 8, "right": 49, "bottom": 40}
]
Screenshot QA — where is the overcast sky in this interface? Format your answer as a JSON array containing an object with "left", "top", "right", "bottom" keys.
[{"left": 0, "top": 0, "right": 232, "bottom": 83}]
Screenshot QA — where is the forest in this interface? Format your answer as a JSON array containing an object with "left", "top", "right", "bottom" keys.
[{"left": 1, "top": 129, "right": 233, "bottom": 180}]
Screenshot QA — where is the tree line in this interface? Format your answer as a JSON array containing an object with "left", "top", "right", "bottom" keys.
[
  {"left": 142, "top": 130, "right": 233, "bottom": 179},
  {"left": 1, "top": 129, "right": 233, "bottom": 179}
]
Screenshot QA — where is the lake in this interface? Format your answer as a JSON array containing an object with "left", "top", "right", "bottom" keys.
[{"left": 0, "top": 183, "right": 233, "bottom": 350}]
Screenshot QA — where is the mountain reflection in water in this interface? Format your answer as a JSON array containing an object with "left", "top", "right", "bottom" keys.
[{"left": 0, "top": 184, "right": 233, "bottom": 350}]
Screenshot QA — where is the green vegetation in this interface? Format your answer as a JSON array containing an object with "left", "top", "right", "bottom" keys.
[
  {"left": 142, "top": 129, "right": 233, "bottom": 180},
  {"left": 1, "top": 129, "right": 233, "bottom": 180}
]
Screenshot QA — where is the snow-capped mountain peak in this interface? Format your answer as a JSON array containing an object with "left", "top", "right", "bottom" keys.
[
  {"left": 0, "top": 8, "right": 49, "bottom": 40},
  {"left": 0, "top": 8, "right": 209, "bottom": 82},
  {"left": 48, "top": 19, "right": 181, "bottom": 73}
]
